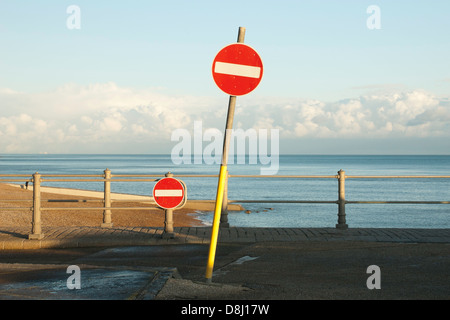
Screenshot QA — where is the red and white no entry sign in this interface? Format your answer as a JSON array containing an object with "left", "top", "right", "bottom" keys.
[
  {"left": 212, "top": 43, "right": 263, "bottom": 96},
  {"left": 153, "top": 177, "right": 186, "bottom": 209}
]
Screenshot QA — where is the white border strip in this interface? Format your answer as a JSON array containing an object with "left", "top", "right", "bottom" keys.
[
  {"left": 154, "top": 189, "right": 183, "bottom": 197},
  {"left": 214, "top": 61, "right": 261, "bottom": 78}
]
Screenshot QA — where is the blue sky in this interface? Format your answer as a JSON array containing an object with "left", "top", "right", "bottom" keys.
[{"left": 1, "top": 1, "right": 449, "bottom": 154}]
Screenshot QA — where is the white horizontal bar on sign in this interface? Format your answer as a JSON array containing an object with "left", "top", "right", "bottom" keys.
[
  {"left": 214, "top": 61, "right": 261, "bottom": 78},
  {"left": 154, "top": 189, "right": 183, "bottom": 197}
]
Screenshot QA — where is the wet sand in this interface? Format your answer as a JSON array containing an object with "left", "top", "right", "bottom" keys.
[{"left": 0, "top": 183, "right": 205, "bottom": 228}]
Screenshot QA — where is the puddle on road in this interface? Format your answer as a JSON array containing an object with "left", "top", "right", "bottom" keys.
[{"left": 0, "top": 267, "right": 158, "bottom": 300}]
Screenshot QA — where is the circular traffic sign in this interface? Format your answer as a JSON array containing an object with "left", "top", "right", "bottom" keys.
[
  {"left": 152, "top": 177, "right": 185, "bottom": 209},
  {"left": 212, "top": 43, "right": 263, "bottom": 96}
]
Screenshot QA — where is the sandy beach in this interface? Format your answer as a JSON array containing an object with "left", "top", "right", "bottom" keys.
[{"left": 0, "top": 183, "right": 206, "bottom": 228}]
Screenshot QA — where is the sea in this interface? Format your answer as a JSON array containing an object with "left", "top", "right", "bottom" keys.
[{"left": 1, "top": 154, "right": 449, "bottom": 229}]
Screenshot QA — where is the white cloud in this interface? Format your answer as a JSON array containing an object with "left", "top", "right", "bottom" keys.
[
  {"left": 98, "top": 112, "right": 126, "bottom": 133},
  {"left": 0, "top": 83, "right": 220, "bottom": 153},
  {"left": 0, "top": 83, "right": 449, "bottom": 153},
  {"left": 264, "top": 90, "right": 449, "bottom": 139}
]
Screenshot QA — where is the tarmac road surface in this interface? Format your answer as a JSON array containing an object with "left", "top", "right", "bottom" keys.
[{"left": 0, "top": 240, "right": 449, "bottom": 301}]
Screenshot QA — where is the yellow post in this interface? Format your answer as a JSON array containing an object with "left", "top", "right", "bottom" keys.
[
  {"left": 220, "top": 169, "right": 230, "bottom": 228},
  {"left": 205, "top": 165, "right": 228, "bottom": 281},
  {"left": 205, "top": 26, "right": 246, "bottom": 283}
]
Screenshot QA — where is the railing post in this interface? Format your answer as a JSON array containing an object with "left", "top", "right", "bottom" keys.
[
  {"left": 220, "top": 170, "right": 230, "bottom": 228},
  {"left": 336, "top": 169, "right": 348, "bottom": 229},
  {"left": 101, "top": 168, "right": 113, "bottom": 228},
  {"left": 29, "top": 172, "right": 44, "bottom": 240},
  {"left": 162, "top": 172, "right": 175, "bottom": 239}
]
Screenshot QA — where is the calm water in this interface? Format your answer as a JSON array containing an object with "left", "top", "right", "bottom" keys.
[{"left": 1, "top": 154, "right": 449, "bottom": 228}]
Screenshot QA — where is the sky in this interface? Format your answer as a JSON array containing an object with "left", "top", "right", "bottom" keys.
[{"left": 0, "top": 0, "right": 449, "bottom": 154}]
